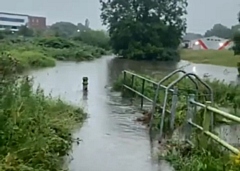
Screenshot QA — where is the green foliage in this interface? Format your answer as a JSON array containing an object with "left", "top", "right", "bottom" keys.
[
  {"left": 0, "top": 55, "right": 86, "bottom": 170},
  {"left": 18, "top": 25, "right": 34, "bottom": 37},
  {"left": 49, "top": 22, "right": 79, "bottom": 38},
  {"left": 36, "top": 37, "right": 75, "bottom": 49},
  {"left": 0, "top": 36, "right": 109, "bottom": 70},
  {"left": 74, "top": 30, "right": 110, "bottom": 50},
  {"left": 48, "top": 22, "right": 90, "bottom": 38},
  {"left": 233, "top": 29, "right": 240, "bottom": 56},
  {"left": 204, "top": 24, "right": 233, "bottom": 39},
  {"left": 35, "top": 37, "right": 108, "bottom": 61},
  {"left": 238, "top": 11, "right": 240, "bottom": 23},
  {"left": 100, "top": 0, "right": 187, "bottom": 61},
  {"left": 164, "top": 142, "right": 239, "bottom": 171},
  {"left": 10, "top": 50, "right": 56, "bottom": 68}
]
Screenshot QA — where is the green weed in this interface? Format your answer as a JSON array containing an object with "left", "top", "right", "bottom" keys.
[{"left": 0, "top": 54, "right": 86, "bottom": 171}]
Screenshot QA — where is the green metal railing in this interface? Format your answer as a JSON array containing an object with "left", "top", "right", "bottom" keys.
[{"left": 121, "top": 69, "right": 240, "bottom": 155}]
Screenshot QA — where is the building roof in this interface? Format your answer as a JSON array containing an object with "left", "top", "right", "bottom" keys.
[
  {"left": 0, "top": 12, "right": 45, "bottom": 18},
  {"left": 0, "top": 12, "right": 28, "bottom": 17}
]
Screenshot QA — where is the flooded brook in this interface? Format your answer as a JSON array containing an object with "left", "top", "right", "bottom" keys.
[{"left": 26, "top": 56, "right": 240, "bottom": 171}]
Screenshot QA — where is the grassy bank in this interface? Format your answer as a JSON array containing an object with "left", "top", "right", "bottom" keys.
[
  {"left": 163, "top": 141, "right": 240, "bottom": 171},
  {"left": 0, "top": 55, "right": 86, "bottom": 170},
  {"left": 180, "top": 49, "right": 239, "bottom": 67},
  {"left": 113, "top": 72, "right": 240, "bottom": 170},
  {"left": 0, "top": 37, "right": 110, "bottom": 72}
]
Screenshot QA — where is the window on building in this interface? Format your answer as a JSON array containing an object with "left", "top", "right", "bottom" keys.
[
  {"left": 11, "top": 26, "right": 18, "bottom": 29},
  {"left": 0, "top": 17, "right": 24, "bottom": 23}
]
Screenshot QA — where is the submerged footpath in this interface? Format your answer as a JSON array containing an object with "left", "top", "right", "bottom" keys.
[{"left": 0, "top": 55, "right": 86, "bottom": 170}]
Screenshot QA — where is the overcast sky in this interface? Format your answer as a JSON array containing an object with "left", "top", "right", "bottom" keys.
[{"left": 0, "top": 0, "right": 239, "bottom": 34}]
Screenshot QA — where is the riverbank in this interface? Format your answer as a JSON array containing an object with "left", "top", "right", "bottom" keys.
[
  {"left": 162, "top": 140, "right": 240, "bottom": 171},
  {"left": 0, "top": 55, "right": 86, "bottom": 170},
  {"left": 180, "top": 49, "right": 239, "bottom": 67},
  {"left": 113, "top": 71, "right": 240, "bottom": 170},
  {"left": 0, "top": 37, "right": 110, "bottom": 72}
]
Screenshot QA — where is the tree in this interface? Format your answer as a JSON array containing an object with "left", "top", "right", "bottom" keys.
[
  {"left": 74, "top": 30, "right": 110, "bottom": 50},
  {"left": 99, "top": 0, "right": 188, "bottom": 61},
  {"left": 233, "top": 12, "right": 240, "bottom": 75},
  {"left": 49, "top": 22, "right": 89, "bottom": 38},
  {"left": 18, "top": 25, "right": 34, "bottom": 37},
  {"left": 204, "top": 24, "right": 232, "bottom": 39},
  {"left": 233, "top": 12, "right": 240, "bottom": 56},
  {"left": 238, "top": 11, "right": 240, "bottom": 23}
]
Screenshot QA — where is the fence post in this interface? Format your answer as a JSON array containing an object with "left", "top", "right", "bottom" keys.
[
  {"left": 123, "top": 71, "right": 126, "bottom": 85},
  {"left": 185, "top": 94, "right": 195, "bottom": 141},
  {"left": 140, "top": 79, "right": 145, "bottom": 108},
  {"left": 122, "top": 71, "right": 126, "bottom": 93},
  {"left": 131, "top": 75, "right": 135, "bottom": 87},
  {"left": 199, "top": 101, "right": 211, "bottom": 149},
  {"left": 170, "top": 86, "right": 178, "bottom": 131}
]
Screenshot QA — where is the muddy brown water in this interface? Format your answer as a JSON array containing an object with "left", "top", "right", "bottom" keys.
[{"left": 26, "top": 56, "right": 240, "bottom": 171}]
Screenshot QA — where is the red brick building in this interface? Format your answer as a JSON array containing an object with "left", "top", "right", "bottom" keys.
[{"left": 28, "top": 16, "right": 46, "bottom": 30}]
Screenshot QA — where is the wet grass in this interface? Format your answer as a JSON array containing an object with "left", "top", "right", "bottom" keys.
[
  {"left": 181, "top": 49, "right": 239, "bottom": 67},
  {"left": 0, "top": 55, "right": 86, "bottom": 170},
  {"left": 163, "top": 141, "right": 240, "bottom": 171}
]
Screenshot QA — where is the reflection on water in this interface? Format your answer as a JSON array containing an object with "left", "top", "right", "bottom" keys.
[
  {"left": 25, "top": 56, "right": 240, "bottom": 171},
  {"left": 107, "top": 58, "right": 240, "bottom": 84},
  {"left": 178, "top": 60, "right": 240, "bottom": 83}
]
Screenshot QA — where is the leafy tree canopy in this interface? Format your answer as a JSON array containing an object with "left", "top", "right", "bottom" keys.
[
  {"left": 74, "top": 30, "right": 110, "bottom": 50},
  {"left": 100, "top": 0, "right": 188, "bottom": 61},
  {"left": 49, "top": 22, "right": 79, "bottom": 38},
  {"left": 18, "top": 25, "right": 34, "bottom": 37},
  {"left": 233, "top": 12, "right": 240, "bottom": 55},
  {"left": 204, "top": 24, "right": 232, "bottom": 39},
  {"left": 49, "top": 22, "right": 90, "bottom": 38}
]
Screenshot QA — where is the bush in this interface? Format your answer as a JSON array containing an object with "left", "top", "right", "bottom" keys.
[
  {"left": 0, "top": 36, "right": 109, "bottom": 69},
  {"left": 74, "top": 30, "right": 110, "bottom": 50},
  {"left": 0, "top": 55, "right": 86, "bottom": 170},
  {"left": 233, "top": 31, "right": 240, "bottom": 55},
  {"left": 164, "top": 142, "right": 240, "bottom": 171},
  {"left": 36, "top": 37, "right": 75, "bottom": 49},
  {"left": 8, "top": 50, "right": 55, "bottom": 69}
]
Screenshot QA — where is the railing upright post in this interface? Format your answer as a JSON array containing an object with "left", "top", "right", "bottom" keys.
[
  {"left": 131, "top": 75, "right": 134, "bottom": 88},
  {"left": 123, "top": 71, "right": 126, "bottom": 85},
  {"left": 185, "top": 94, "right": 195, "bottom": 141},
  {"left": 200, "top": 101, "right": 211, "bottom": 149},
  {"left": 121, "top": 71, "right": 127, "bottom": 93},
  {"left": 170, "top": 86, "right": 178, "bottom": 131},
  {"left": 140, "top": 79, "right": 145, "bottom": 108}
]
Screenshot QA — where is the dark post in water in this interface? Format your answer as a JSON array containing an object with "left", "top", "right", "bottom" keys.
[{"left": 82, "top": 77, "right": 88, "bottom": 91}]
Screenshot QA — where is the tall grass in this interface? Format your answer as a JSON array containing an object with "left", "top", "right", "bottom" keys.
[
  {"left": 163, "top": 141, "right": 240, "bottom": 171},
  {"left": 0, "top": 55, "right": 86, "bottom": 170}
]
